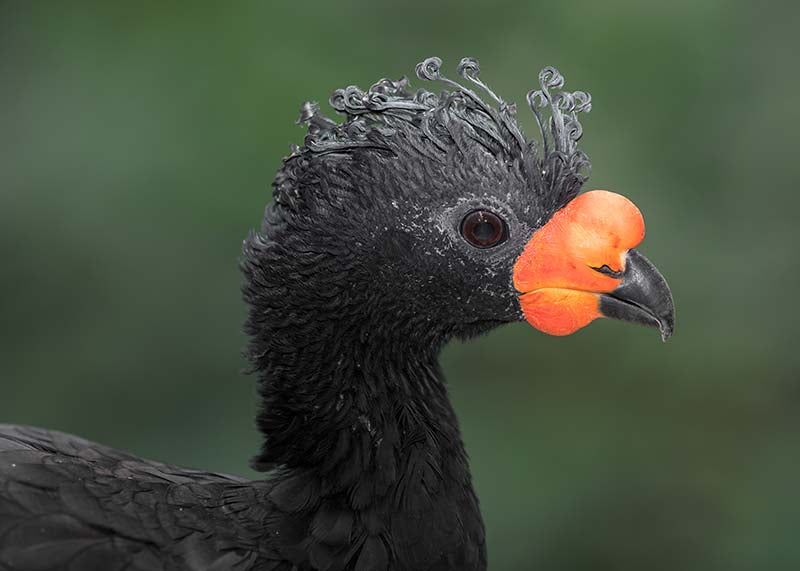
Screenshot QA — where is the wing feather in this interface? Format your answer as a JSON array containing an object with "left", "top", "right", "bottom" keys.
[{"left": 0, "top": 425, "right": 276, "bottom": 570}]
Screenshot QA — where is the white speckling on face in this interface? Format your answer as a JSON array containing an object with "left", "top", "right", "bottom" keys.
[{"left": 391, "top": 200, "right": 399, "bottom": 209}]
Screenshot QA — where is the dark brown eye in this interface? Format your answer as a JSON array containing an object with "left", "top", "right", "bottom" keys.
[{"left": 460, "top": 210, "right": 507, "bottom": 248}]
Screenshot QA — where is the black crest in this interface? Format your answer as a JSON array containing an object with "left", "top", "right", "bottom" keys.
[{"left": 274, "top": 56, "right": 592, "bottom": 214}]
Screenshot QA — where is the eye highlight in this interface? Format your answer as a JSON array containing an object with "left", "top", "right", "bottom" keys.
[{"left": 460, "top": 210, "right": 508, "bottom": 249}]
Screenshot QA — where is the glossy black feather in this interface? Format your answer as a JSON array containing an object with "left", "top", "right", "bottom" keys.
[{"left": 0, "top": 425, "right": 283, "bottom": 570}]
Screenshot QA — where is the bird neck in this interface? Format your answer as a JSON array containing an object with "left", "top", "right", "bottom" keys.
[
  {"left": 250, "top": 327, "right": 485, "bottom": 567},
  {"left": 252, "top": 331, "right": 471, "bottom": 487}
]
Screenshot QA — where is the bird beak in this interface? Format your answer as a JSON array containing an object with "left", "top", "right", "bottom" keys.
[
  {"left": 598, "top": 249, "right": 675, "bottom": 341},
  {"left": 513, "top": 190, "right": 675, "bottom": 340}
]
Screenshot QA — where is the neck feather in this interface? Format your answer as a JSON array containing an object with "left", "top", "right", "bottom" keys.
[
  {"left": 250, "top": 329, "right": 487, "bottom": 569},
  {"left": 241, "top": 226, "right": 486, "bottom": 569},
  {"left": 251, "top": 326, "right": 468, "bottom": 487}
]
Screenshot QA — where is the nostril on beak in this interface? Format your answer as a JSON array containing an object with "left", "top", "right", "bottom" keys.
[{"left": 590, "top": 264, "right": 624, "bottom": 279}]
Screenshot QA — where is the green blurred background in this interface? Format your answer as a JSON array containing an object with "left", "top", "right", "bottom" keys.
[{"left": 1, "top": 1, "right": 798, "bottom": 569}]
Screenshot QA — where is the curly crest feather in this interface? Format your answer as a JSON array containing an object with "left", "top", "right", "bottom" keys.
[{"left": 273, "top": 56, "right": 592, "bottom": 215}]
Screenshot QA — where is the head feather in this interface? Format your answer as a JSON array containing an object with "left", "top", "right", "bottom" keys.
[{"left": 274, "top": 57, "right": 592, "bottom": 214}]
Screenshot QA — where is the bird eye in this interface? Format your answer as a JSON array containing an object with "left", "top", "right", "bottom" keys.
[{"left": 460, "top": 210, "right": 507, "bottom": 249}]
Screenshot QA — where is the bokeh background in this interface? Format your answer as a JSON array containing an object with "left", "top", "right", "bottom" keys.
[{"left": 1, "top": 1, "right": 798, "bottom": 569}]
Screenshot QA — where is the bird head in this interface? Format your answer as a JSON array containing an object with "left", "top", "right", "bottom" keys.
[{"left": 243, "top": 57, "right": 674, "bottom": 356}]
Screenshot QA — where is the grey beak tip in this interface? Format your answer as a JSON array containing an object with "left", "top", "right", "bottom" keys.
[{"left": 658, "top": 315, "right": 675, "bottom": 342}]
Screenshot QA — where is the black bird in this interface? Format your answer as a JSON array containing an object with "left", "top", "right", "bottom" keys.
[{"left": 0, "top": 57, "right": 674, "bottom": 571}]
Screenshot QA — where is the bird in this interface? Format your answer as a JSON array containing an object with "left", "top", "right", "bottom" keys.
[{"left": 0, "top": 56, "right": 674, "bottom": 571}]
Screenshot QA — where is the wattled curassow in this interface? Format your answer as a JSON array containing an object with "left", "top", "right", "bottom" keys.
[{"left": 0, "top": 57, "right": 674, "bottom": 571}]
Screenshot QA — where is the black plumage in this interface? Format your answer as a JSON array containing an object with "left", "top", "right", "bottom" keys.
[{"left": 1, "top": 57, "right": 613, "bottom": 570}]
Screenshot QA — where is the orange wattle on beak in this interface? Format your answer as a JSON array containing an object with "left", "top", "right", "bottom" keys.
[{"left": 513, "top": 190, "right": 674, "bottom": 339}]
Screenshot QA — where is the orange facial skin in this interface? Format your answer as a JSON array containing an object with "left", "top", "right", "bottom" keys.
[{"left": 513, "top": 190, "right": 646, "bottom": 336}]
